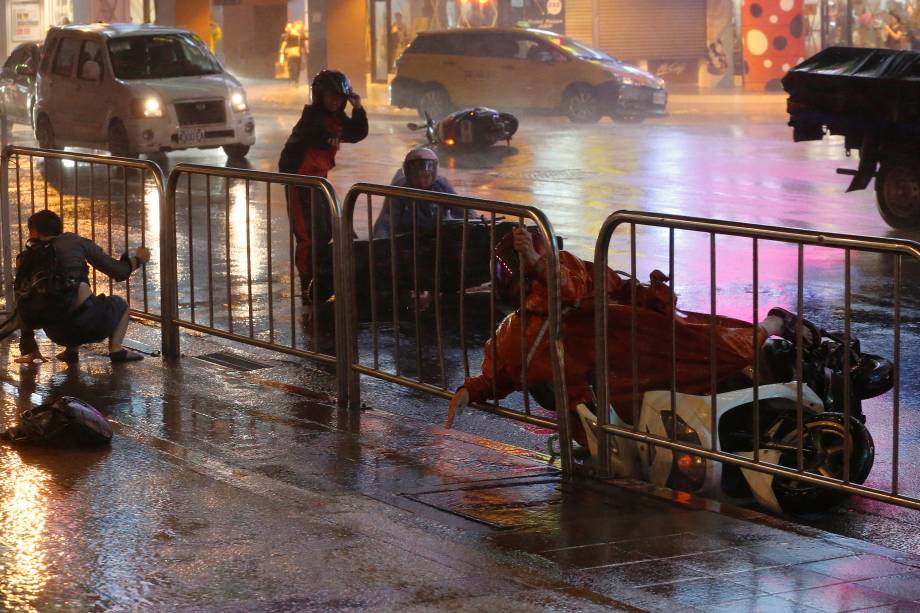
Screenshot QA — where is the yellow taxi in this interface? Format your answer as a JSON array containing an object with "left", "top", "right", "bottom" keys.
[{"left": 390, "top": 28, "right": 667, "bottom": 124}]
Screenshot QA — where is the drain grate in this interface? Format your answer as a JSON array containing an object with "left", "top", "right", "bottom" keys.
[
  {"left": 195, "top": 351, "right": 271, "bottom": 372},
  {"left": 404, "top": 477, "right": 562, "bottom": 529}
]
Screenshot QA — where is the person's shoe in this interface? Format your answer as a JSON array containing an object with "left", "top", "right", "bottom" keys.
[
  {"left": 56, "top": 348, "right": 79, "bottom": 363},
  {"left": 109, "top": 349, "right": 144, "bottom": 362}
]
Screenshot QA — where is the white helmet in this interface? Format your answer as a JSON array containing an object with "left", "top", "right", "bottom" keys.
[{"left": 403, "top": 147, "right": 439, "bottom": 187}]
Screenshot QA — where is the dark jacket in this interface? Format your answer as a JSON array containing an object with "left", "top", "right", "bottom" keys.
[
  {"left": 15, "top": 233, "right": 134, "bottom": 291},
  {"left": 278, "top": 104, "right": 369, "bottom": 175},
  {"left": 373, "top": 171, "right": 463, "bottom": 238},
  {"left": 15, "top": 233, "right": 135, "bottom": 354}
]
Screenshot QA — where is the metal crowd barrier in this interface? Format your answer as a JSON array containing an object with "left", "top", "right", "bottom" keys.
[
  {"left": 162, "top": 164, "right": 346, "bottom": 401},
  {"left": 340, "top": 183, "right": 574, "bottom": 475},
  {"left": 1, "top": 146, "right": 167, "bottom": 326},
  {"left": 593, "top": 210, "right": 920, "bottom": 510}
]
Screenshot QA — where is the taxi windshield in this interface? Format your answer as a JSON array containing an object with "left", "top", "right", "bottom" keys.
[
  {"left": 543, "top": 35, "right": 616, "bottom": 62},
  {"left": 107, "top": 33, "right": 221, "bottom": 79}
]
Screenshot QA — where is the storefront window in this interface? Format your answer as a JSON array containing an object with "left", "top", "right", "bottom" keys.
[{"left": 820, "top": 0, "right": 919, "bottom": 50}]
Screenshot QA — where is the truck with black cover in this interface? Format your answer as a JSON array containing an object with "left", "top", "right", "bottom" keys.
[{"left": 783, "top": 46, "right": 920, "bottom": 228}]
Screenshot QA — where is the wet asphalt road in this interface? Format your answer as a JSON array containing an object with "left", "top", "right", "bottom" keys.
[{"left": 4, "top": 88, "right": 920, "bottom": 552}]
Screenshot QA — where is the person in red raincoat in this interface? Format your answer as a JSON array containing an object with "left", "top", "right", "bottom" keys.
[
  {"left": 278, "top": 70, "right": 368, "bottom": 299},
  {"left": 446, "top": 228, "right": 818, "bottom": 446}
]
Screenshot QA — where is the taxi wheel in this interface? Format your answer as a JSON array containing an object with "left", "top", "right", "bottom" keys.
[
  {"left": 223, "top": 144, "right": 251, "bottom": 159},
  {"left": 563, "top": 85, "right": 602, "bottom": 124},
  {"left": 108, "top": 120, "right": 137, "bottom": 159},
  {"left": 35, "top": 114, "right": 56, "bottom": 149},
  {"left": 417, "top": 87, "right": 451, "bottom": 120}
]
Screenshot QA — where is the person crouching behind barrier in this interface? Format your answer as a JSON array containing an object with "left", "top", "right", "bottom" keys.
[
  {"left": 373, "top": 147, "right": 464, "bottom": 238},
  {"left": 445, "top": 227, "right": 820, "bottom": 447},
  {"left": 14, "top": 210, "right": 150, "bottom": 364},
  {"left": 278, "top": 70, "right": 368, "bottom": 302}
]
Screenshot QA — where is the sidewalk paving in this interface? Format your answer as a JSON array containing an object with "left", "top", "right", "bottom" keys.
[{"left": 2, "top": 323, "right": 920, "bottom": 611}]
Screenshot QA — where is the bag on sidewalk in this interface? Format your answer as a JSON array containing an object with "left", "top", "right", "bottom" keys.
[{"left": 0, "top": 396, "right": 112, "bottom": 447}]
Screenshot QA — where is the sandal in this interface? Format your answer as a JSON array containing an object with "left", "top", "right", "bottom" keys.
[
  {"left": 109, "top": 349, "right": 144, "bottom": 363},
  {"left": 767, "top": 307, "right": 822, "bottom": 350}
]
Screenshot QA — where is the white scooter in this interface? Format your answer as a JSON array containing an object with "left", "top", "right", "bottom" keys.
[{"left": 573, "top": 333, "right": 889, "bottom": 514}]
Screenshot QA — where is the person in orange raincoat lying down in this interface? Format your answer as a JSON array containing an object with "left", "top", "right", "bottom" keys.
[{"left": 445, "top": 228, "right": 820, "bottom": 447}]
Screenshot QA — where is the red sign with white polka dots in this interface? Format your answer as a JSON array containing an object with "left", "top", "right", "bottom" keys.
[{"left": 742, "top": 0, "right": 807, "bottom": 92}]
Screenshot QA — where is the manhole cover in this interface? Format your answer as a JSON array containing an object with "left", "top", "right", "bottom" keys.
[
  {"left": 404, "top": 477, "right": 562, "bottom": 529},
  {"left": 195, "top": 352, "right": 271, "bottom": 371}
]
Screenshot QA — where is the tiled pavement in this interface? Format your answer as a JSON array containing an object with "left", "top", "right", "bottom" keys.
[{"left": 2, "top": 325, "right": 920, "bottom": 611}]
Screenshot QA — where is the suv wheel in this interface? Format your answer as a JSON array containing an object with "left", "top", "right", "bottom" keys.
[
  {"left": 564, "top": 85, "right": 602, "bottom": 124},
  {"left": 35, "top": 114, "right": 57, "bottom": 149},
  {"left": 223, "top": 144, "right": 251, "bottom": 159},
  {"left": 417, "top": 87, "right": 452, "bottom": 120},
  {"left": 108, "top": 120, "right": 137, "bottom": 159}
]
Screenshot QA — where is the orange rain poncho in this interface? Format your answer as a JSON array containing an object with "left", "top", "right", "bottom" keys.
[{"left": 462, "top": 252, "right": 763, "bottom": 443}]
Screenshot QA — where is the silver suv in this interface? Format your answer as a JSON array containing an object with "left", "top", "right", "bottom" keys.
[{"left": 34, "top": 23, "right": 255, "bottom": 159}]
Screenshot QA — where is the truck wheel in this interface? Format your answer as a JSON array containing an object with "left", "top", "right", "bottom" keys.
[
  {"left": 876, "top": 160, "right": 920, "bottom": 229},
  {"left": 417, "top": 87, "right": 452, "bottom": 120},
  {"left": 772, "top": 413, "right": 874, "bottom": 514},
  {"left": 563, "top": 85, "right": 602, "bottom": 124}
]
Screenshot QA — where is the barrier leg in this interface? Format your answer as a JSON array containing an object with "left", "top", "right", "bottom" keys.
[
  {"left": 0, "top": 146, "right": 13, "bottom": 310},
  {"left": 160, "top": 172, "right": 180, "bottom": 358}
]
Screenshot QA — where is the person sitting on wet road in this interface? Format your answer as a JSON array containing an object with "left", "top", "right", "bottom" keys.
[
  {"left": 444, "top": 227, "right": 820, "bottom": 447},
  {"left": 373, "top": 147, "right": 465, "bottom": 238},
  {"left": 278, "top": 69, "right": 368, "bottom": 299},
  {"left": 13, "top": 210, "right": 151, "bottom": 364}
]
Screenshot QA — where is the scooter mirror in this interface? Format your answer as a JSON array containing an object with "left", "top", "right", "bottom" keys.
[{"left": 407, "top": 122, "right": 421, "bottom": 130}]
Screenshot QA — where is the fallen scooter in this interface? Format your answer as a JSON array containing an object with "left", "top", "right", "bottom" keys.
[
  {"left": 575, "top": 328, "right": 891, "bottom": 514},
  {"left": 308, "top": 218, "right": 519, "bottom": 313},
  {"left": 309, "top": 218, "right": 564, "bottom": 318},
  {"left": 408, "top": 107, "right": 519, "bottom": 150}
]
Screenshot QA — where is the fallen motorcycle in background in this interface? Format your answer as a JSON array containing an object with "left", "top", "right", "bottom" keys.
[{"left": 408, "top": 107, "right": 519, "bottom": 150}]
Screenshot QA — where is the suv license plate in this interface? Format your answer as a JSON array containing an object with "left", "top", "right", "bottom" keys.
[
  {"left": 177, "top": 128, "right": 205, "bottom": 145},
  {"left": 653, "top": 91, "right": 666, "bottom": 105}
]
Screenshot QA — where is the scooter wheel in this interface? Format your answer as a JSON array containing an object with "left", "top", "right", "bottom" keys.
[{"left": 772, "top": 412, "right": 874, "bottom": 514}]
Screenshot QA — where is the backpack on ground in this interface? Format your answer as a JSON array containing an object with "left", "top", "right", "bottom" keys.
[
  {"left": 0, "top": 397, "right": 112, "bottom": 447},
  {"left": 14, "top": 238, "right": 78, "bottom": 328}
]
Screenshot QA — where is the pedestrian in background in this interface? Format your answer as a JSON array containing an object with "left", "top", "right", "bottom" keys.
[
  {"left": 278, "top": 70, "right": 368, "bottom": 301},
  {"left": 280, "top": 22, "right": 307, "bottom": 86},
  {"left": 883, "top": 12, "right": 909, "bottom": 50},
  {"left": 389, "top": 13, "right": 409, "bottom": 72}
]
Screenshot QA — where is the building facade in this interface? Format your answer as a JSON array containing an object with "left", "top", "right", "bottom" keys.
[{"left": 2, "top": 0, "right": 158, "bottom": 62}]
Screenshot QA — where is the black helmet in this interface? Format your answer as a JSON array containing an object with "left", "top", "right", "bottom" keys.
[{"left": 311, "top": 69, "right": 352, "bottom": 109}]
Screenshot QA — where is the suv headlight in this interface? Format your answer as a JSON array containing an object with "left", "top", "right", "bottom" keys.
[
  {"left": 132, "top": 97, "right": 163, "bottom": 118},
  {"left": 230, "top": 90, "right": 248, "bottom": 113}
]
